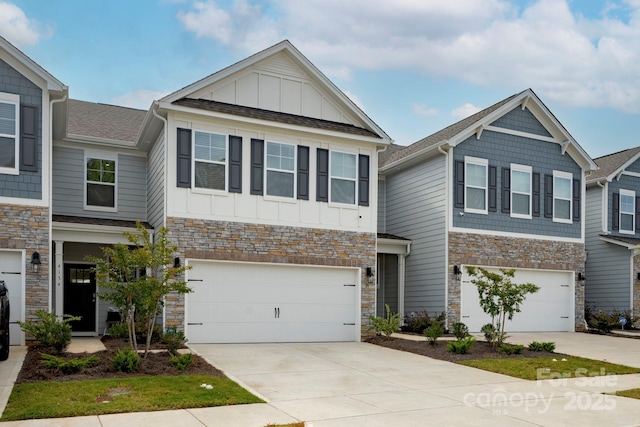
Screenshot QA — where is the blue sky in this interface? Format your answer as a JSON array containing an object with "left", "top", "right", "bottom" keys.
[{"left": 1, "top": 0, "right": 639, "bottom": 158}]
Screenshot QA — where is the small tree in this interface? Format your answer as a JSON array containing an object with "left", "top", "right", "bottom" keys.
[
  {"left": 90, "top": 222, "right": 191, "bottom": 356},
  {"left": 466, "top": 267, "right": 540, "bottom": 347}
]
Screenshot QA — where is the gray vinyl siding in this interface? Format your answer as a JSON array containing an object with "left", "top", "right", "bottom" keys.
[
  {"left": 377, "top": 177, "right": 385, "bottom": 233},
  {"left": 0, "top": 58, "right": 43, "bottom": 200},
  {"left": 385, "top": 154, "right": 447, "bottom": 316},
  {"left": 147, "top": 133, "right": 165, "bottom": 229},
  {"left": 585, "top": 186, "right": 631, "bottom": 312},
  {"left": 452, "top": 129, "right": 582, "bottom": 238},
  {"left": 53, "top": 146, "right": 147, "bottom": 221},
  {"left": 607, "top": 173, "right": 640, "bottom": 237}
]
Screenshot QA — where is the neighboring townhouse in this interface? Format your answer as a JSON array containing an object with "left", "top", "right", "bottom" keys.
[
  {"left": 585, "top": 146, "right": 640, "bottom": 320},
  {"left": 0, "top": 37, "right": 67, "bottom": 346},
  {"left": 378, "top": 89, "right": 597, "bottom": 332}
]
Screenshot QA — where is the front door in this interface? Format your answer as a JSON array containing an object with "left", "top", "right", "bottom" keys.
[{"left": 63, "top": 264, "right": 96, "bottom": 332}]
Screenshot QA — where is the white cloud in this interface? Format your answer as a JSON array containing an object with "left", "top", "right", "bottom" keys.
[
  {"left": 176, "top": 0, "right": 640, "bottom": 113},
  {"left": 110, "top": 90, "right": 168, "bottom": 110},
  {"left": 452, "top": 103, "right": 482, "bottom": 120},
  {"left": 0, "top": 1, "right": 53, "bottom": 47},
  {"left": 343, "top": 90, "right": 365, "bottom": 110},
  {"left": 412, "top": 103, "right": 438, "bottom": 117}
]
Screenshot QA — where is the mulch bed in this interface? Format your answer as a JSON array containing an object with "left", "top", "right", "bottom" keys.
[
  {"left": 15, "top": 337, "right": 223, "bottom": 384},
  {"left": 365, "top": 335, "right": 566, "bottom": 362}
]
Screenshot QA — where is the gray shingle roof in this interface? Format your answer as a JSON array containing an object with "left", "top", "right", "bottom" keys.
[
  {"left": 52, "top": 215, "right": 152, "bottom": 229},
  {"left": 67, "top": 99, "right": 146, "bottom": 143},
  {"left": 173, "top": 98, "right": 381, "bottom": 138},
  {"left": 379, "top": 92, "right": 522, "bottom": 168},
  {"left": 588, "top": 146, "right": 640, "bottom": 182}
]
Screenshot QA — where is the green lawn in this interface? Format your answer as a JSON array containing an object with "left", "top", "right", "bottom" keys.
[
  {"left": 616, "top": 389, "right": 640, "bottom": 400},
  {"left": 459, "top": 356, "right": 640, "bottom": 380},
  {"left": 1, "top": 375, "right": 263, "bottom": 421}
]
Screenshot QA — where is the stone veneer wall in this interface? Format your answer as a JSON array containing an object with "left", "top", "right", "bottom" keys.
[
  {"left": 448, "top": 232, "right": 587, "bottom": 331},
  {"left": 165, "top": 217, "right": 377, "bottom": 338},
  {"left": 0, "top": 204, "right": 49, "bottom": 320}
]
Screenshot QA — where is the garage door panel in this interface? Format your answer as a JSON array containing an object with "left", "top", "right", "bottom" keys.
[
  {"left": 461, "top": 267, "right": 573, "bottom": 332},
  {"left": 186, "top": 261, "right": 359, "bottom": 343},
  {"left": 0, "top": 252, "right": 24, "bottom": 345}
]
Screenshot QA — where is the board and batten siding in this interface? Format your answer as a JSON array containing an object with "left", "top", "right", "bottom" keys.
[
  {"left": 52, "top": 146, "right": 148, "bottom": 221},
  {"left": 147, "top": 132, "right": 165, "bottom": 229},
  {"left": 385, "top": 154, "right": 447, "bottom": 316},
  {"left": 585, "top": 186, "right": 631, "bottom": 311}
]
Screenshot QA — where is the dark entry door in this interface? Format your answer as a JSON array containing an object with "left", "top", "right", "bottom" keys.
[{"left": 64, "top": 264, "right": 96, "bottom": 332}]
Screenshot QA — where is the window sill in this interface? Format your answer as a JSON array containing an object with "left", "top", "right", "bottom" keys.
[
  {"left": 0, "top": 167, "right": 19, "bottom": 176},
  {"left": 464, "top": 208, "right": 488, "bottom": 215},
  {"left": 619, "top": 230, "right": 636, "bottom": 235},
  {"left": 552, "top": 217, "right": 573, "bottom": 224},
  {"left": 84, "top": 205, "right": 117, "bottom": 213},
  {"left": 328, "top": 202, "right": 358, "bottom": 210},
  {"left": 190, "top": 187, "right": 229, "bottom": 196},
  {"left": 511, "top": 213, "right": 532, "bottom": 220},
  {"left": 263, "top": 195, "right": 298, "bottom": 204}
]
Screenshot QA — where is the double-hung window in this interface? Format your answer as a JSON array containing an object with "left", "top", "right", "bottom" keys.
[
  {"left": 194, "top": 131, "right": 227, "bottom": 191},
  {"left": 85, "top": 156, "right": 116, "bottom": 210},
  {"left": 0, "top": 92, "right": 19, "bottom": 175},
  {"left": 553, "top": 171, "right": 572, "bottom": 223},
  {"left": 620, "top": 189, "right": 635, "bottom": 234},
  {"left": 266, "top": 142, "right": 295, "bottom": 197},
  {"left": 330, "top": 151, "right": 357, "bottom": 204},
  {"left": 511, "top": 164, "right": 532, "bottom": 218},
  {"left": 464, "top": 156, "right": 488, "bottom": 214}
]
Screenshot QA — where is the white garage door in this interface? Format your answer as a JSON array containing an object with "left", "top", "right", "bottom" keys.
[
  {"left": 0, "top": 251, "right": 24, "bottom": 345},
  {"left": 185, "top": 261, "right": 359, "bottom": 343},
  {"left": 461, "top": 267, "right": 573, "bottom": 332}
]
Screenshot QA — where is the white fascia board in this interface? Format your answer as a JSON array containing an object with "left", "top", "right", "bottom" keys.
[
  {"left": 52, "top": 221, "right": 139, "bottom": 245},
  {"left": 599, "top": 235, "right": 639, "bottom": 250},
  {"left": 161, "top": 102, "right": 386, "bottom": 145},
  {"left": 63, "top": 134, "right": 142, "bottom": 151},
  {"left": 379, "top": 140, "right": 448, "bottom": 174},
  {"left": 606, "top": 152, "right": 640, "bottom": 183},
  {"left": 377, "top": 238, "right": 411, "bottom": 255},
  {"left": 0, "top": 38, "right": 67, "bottom": 92}
]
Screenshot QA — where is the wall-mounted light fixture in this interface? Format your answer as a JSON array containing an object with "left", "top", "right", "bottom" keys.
[
  {"left": 577, "top": 272, "right": 586, "bottom": 281},
  {"left": 637, "top": 272, "right": 640, "bottom": 281},
  {"left": 366, "top": 267, "right": 373, "bottom": 277},
  {"left": 173, "top": 257, "right": 181, "bottom": 268},
  {"left": 453, "top": 265, "right": 462, "bottom": 280},
  {"left": 31, "top": 251, "right": 41, "bottom": 273}
]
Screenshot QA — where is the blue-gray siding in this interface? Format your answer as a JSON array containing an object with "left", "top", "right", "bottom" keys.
[
  {"left": 147, "top": 133, "right": 165, "bottom": 228},
  {"left": 385, "top": 154, "right": 447, "bottom": 316},
  {"left": 52, "top": 146, "right": 147, "bottom": 221},
  {"left": 607, "top": 173, "right": 640, "bottom": 237},
  {"left": 585, "top": 186, "right": 631, "bottom": 312},
  {"left": 0, "top": 58, "right": 43, "bottom": 200},
  {"left": 490, "top": 106, "right": 552, "bottom": 137},
  {"left": 452, "top": 129, "right": 582, "bottom": 238}
]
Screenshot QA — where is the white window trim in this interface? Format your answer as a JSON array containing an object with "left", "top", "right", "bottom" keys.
[
  {"left": 0, "top": 92, "right": 20, "bottom": 176},
  {"left": 329, "top": 150, "right": 357, "bottom": 205},
  {"left": 510, "top": 164, "right": 532, "bottom": 219},
  {"left": 619, "top": 189, "right": 635, "bottom": 235},
  {"left": 265, "top": 141, "right": 296, "bottom": 199},
  {"left": 84, "top": 153, "right": 118, "bottom": 212},
  {"left": 553, "top": 170, "right": 572, "bottom": 224},
  {"left": 464, "top": 156, "right": 488, "bottom": 215},
  {"left": 192, "top": 130, "right": 228, "bottom": 192}
]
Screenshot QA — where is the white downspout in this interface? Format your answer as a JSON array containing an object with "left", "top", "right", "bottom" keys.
[
  {"left": 398, "top": 241, "right": 411, "bottom": 320},
  {"left": 438, "top": 144, "right": 451, "bottom": 330}
]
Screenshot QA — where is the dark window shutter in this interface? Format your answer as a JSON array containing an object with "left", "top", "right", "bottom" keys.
[
  {"left": 316, "top": 148, "right": 329, "bottom": 202},
  {"left": 488, "top": 165, "right": 497, "bottom": 212},
  {"left": 612, "top": 192, "right": 619, "bottom": 231},
  {"left": 20, "top": 105, "right": 38, "bottom": 172},
  {"left": 501, "top": 168, "right": 511, "bottom": 213},
  {"left": 297, "top": 146, "right": 309, "bottom": 200},
  {"left": 544, "top": 174, "right": 554, "bottom": 218},
  {"left": 176, "top": 128, "right": 191, "bottom": 188},
  {"left": 636, "top": 196, "right": 640, "bottom": 232},
  {"left": 572, "top": 179, "right": 581, "bottom": 221},
  {"left": 228, "top": 135, "right": 242, "bottom": 193},
  {"left": 250, "top": 139, "right": 264, "bottom": 195},
  {"left": 358, "top": 154, "right": 370, "bottom": 206},
  {"left": 454, "top": 160, "right": 465, "bottom": 209},
  {"left": 532, "top": 172, "right": 540, "bottom": 217}
]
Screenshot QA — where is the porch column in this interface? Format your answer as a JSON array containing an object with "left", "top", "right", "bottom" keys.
[
  {"left": 398, "top": 254, "right": 406, "bottom": 319},
  {"left": 54, "top": 240, "right": 64, "bottom": 315}
]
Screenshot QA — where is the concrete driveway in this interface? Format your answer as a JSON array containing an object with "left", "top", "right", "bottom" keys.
[{"left": 190, "top": 337, "right": 640, "bottom": 426}]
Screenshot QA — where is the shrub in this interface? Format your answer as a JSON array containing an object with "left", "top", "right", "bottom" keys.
[
  {"left": 425, "top": 321, "right": 444, "bottom": 346},
  {"left": 447, "top": 336, "right": 476, "bottom": 354},
  {"left": 401, "top": 310, "right": 446, "bottom": 334},
  {"left": 497, "top": 343, "right": 524, "bottom": 355},
  {"left": 452, "top": 322, "right": 469, "bottom": 341},
  {"left": 368, "top": 304, "right": 401, "bottom": 337},
  {"left": 528, "top": 341, "right": 556, "bottom": 352},
  {"left": 18, "top": 310, "right": 81, "bottom": 352},
  {"left": 170, "top": 353, "right": 194, "bottom": 371},
  {"left": 480, "top": 322, "right": 507, "bottom": 346},
  {"left": 108, "top": 322, "right": 129, "bottom": 339},
  {"left": 162, "top": 326, "right": 188, "bottom": 356},
  {"left": 111, "top": 347, "right": 140, "bottom": 372},
  {"left": 41, "top": 354, "right": 99, "bottom": 374}
]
